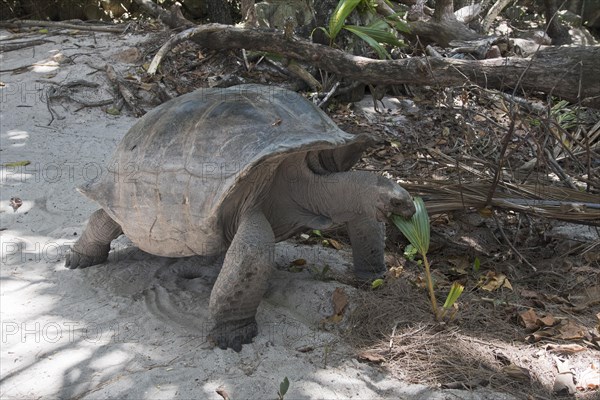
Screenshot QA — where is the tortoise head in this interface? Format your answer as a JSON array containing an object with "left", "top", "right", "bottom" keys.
[{"left": 374, "top": 177, "right": 415, "bottom": 222}]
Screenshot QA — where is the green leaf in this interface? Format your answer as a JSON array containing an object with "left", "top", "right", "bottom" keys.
[
  {"left": 279, "top": 377, "right": 290, "bottom": 397},
  {"left": 311, "top": 26, "right": 332, "bottom": 41},
  {"left": 343, "top": 25, "right": 390, "bottom": 59},
  {"left": 362, "top": 19, "right": 405, "bottom": 47},
  {"left": 311, "top": 229, "right": 323, "bottom": 237},
  {"left": 382, "top": 10, "right": 412, "bottom": 33},
  {"left": 403, "top": 244, "right": 417, "bottom": 260},
  {"left": 329, "top": 0, "right": 363, "bottom": 41},
  {"left": 391, "top": 197, "right": 430, "bottom": 256},
  {"left": 38, "top": 28, "right": 49, "bottom": 34},
  {"left": 106, "top": 107, "right": 121, "bottom": 115},
  {"left": 442, "top": 282, "right": 464, "bottom": 309},
  {"left": 3, "top": 160, "right": 30, "bottom": 167},
  {"left": 390, "top": 18, "right": 411, "bottom": 34},
  {"left": 473, "top": 257, "right": 481, "bottom": 273},
  {"left": 371, "top": 278, "right": 384, "bottom": 289}
]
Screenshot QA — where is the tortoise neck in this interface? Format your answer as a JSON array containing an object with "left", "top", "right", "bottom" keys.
[{"left": 298, "top": 170, "right": 379, "bottom": 225}]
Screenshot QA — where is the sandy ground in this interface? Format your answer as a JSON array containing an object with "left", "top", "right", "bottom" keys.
[{"left": 0, "top": 30, "right": 518, "bottom": 399}]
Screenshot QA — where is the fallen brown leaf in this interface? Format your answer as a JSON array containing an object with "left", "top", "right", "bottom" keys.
[
  {"left": 357, "top": 351, "right": 386, "bottom": 364},
  {"left": 536, "top": 315, "right": 558, "bottom": 327},
  {"left": 557, "top": 320, "right": 586, "bottom": 341},
  {"left": 328, "top": 239, "right": 343, "bottom": 250},
  {"left": 9, "top": 197, "right": 22, "bottom": 212},
  {"left": 502, "top": 364, "right": 531, "bottom": 382},
  {"left": 520, "top": 289, "right": 540, "bottom": 299},
  {"left": 479, "top": 271, "right": 512, "bottom": 291},
  {"left": 526, "top": 330, "right": 554, "bottom": 343},
  {"left": 387, "top": 266, "right": 404, "bottom": 279},
  {"left": 216, "top": 386, "right": 230, "bottom": 400},
  {"left": 545, "top": 343, "right": 586, "bottom": 354},
  {"left": 519, "top": 309, "right": 540, "bottom": 332},
  {"left": 332, "top": 287, "right": 348, "bottom": 316}
]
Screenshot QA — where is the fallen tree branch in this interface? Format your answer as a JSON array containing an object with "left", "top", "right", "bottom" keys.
[
  {"left": 0, "top": 19, "right": 127, "bottom": 33},
  {"left": 0, "top": 39, "right": 53, "bottom": 52},
  {"left": 105, "top": 65, "right": 145, "bottom": 117},
  {"left": 482, "top": 0, "right": 514, "bottom": 33},
  {"left": 147, "top": 24, "right": 600, "bottom": 108}
]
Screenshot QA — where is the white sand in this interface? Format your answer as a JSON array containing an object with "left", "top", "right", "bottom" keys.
[{"left": 0, "top": 30, "right": 515, "bottom": 399}]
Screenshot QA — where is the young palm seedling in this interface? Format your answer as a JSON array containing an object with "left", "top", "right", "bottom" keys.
[{"left": 392, "top": 197, "right": 463, "bottom": 321}]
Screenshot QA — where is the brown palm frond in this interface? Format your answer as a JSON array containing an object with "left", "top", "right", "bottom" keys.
[{"left": 405, "top": 180, "right": 600, "bottom": 226}]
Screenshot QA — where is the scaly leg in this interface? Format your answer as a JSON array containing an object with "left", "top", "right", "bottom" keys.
[
  {"left": 207, "top": 209, "right": 274, "bottom": 352},
  {"left": 65, "top": 209, "right": 122, "bottom": 269}
]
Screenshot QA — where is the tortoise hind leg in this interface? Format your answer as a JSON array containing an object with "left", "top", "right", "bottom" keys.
[
  {"left": 65, "top": 209, "right": 122, "bottom": 269},
  {"left": 207, "top": 209, "right": 274, "bottom": 352}
]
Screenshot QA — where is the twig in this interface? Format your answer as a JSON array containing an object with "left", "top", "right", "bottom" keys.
[
  {"left": 317, "top": 81, "right": 340, "bottom": 109},
  {"left": 492, "top": 212, "right": 537, "bottom": 271},
  {"left": 478, "top": 297, "right": 531, "bottom": 309},
  {"left": 241, "top": 49, "right": 250, "bottom": 71},
  {"left": 543, "top": 148, "right": 578, "bottom": 190},
  {"left": 0, "top": 19, "right": 126, "bottom": 33},
  {"left": 485, "top": 117, "right": 516, "bottom": 208},
  {"left": 45, "top": 88, "right": 60, "bottom": 125},
  {"left": 74, "top": 99, "right": 113, "bottom": 111},
  {"left": 389, "top": 322, "right": 398, "bottom": 351}
]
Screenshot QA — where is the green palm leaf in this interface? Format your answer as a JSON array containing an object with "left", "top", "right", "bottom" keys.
[
  {"left": 391, "top": 197, "right": 430, "bottom": 255},
  {"left": 329, "top": 0, "right": 362, "bottom": 41},
  {"left": 342, "top": 25, "right": 391, "bottom": 59},
  {"left": 347, "top": 20, "right": 404, "bottom": 47}
]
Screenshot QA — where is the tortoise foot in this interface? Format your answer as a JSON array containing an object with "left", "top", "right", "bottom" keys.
[
  {"left": 65, "top": 245, "right": 110, "bottom": 269},
  {"left": 208, "top": 318, "right": 258, "bottom": 352},
  {"left": 354, "top": 268, "right": 386, "bottom": 282}
]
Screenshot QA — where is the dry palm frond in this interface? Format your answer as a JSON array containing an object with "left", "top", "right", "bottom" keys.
[{"left": 405, "top": 180, "right": 600, "bottom": 226}]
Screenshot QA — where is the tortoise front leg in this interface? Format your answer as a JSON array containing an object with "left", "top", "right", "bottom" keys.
[
  {"left": 207, "top": 209, "right": 274, "bottom": 352},
  {"left": 347, "top": 216, "right": 386, "bottom": 280},
  {"left": 65, "top": 209, "right": 122, "bottom": 269}
]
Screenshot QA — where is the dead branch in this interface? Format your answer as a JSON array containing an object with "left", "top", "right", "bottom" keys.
[
  {"left": 0, "top": 19, "right": 126, "bottom": 33},
  {"left": 482, "top": 0, "right": 514, "bottom": 33},
  {"left": 147, "top": 24, "right": 600, "bottom": 108},
  {"left": 105, "top": 65, "right": 145, "bottom": 117},
  {"left": 0, "top": 39, "right": 53, "bottom": 52}
]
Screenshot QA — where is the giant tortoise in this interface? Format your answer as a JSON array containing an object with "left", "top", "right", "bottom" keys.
[{"left": 66, "top": 84, "right": 415, "bottom": 351}]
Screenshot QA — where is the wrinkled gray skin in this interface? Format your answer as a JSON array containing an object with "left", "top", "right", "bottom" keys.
[{"left": 65, "top": 84, "right": 415, "bottom": 352}]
